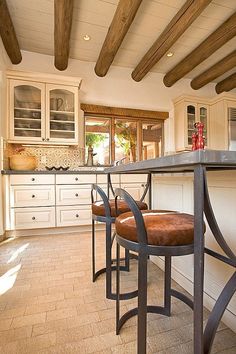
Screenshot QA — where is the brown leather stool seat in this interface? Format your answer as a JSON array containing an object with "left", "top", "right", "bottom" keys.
[
  {"left": 115, "top": 210, "right": 195, "bottom": 246},
  {"left": 92, "top": 199, "right": 148, "bottom": 217}
]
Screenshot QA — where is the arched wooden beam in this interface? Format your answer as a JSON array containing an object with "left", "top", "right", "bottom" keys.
[
  {"left": 215, "top": 73, "right": 236, "bottom": 94},
  {"left": 191, "top": 50, "right": 236, "bottom": 90},
  {"left": 94, "top": 0, "right": 143, "bottom": 77},
  {"left": 0, "top": 0, "right": 22, "bottom": 64},
  {"left": 54, "top": 0, "right": 73, "bottom": 71},
  {"left": 131, "top": 0, "right": 211, "bottom": 82},
  {"left": 163, "top": 12, "right": 236, "bottom": 87}
]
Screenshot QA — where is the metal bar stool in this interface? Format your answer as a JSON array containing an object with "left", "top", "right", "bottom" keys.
[
  {"left": 91, "top": 174, "right": 150, "bottom": 300},
  {"left": 115, "top": 188, "right": 199, "bottom": 354}
]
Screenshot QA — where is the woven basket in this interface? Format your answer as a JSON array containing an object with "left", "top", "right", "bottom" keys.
[{"left": 9, "top": 155, "right": 37, "bottom": 171}]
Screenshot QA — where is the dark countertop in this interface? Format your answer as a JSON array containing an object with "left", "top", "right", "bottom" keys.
[
  {"left": 2, "top": 169, "right": 106, "bottom": 175},
  {"left": 105, "top": 150, "right": 236, "bottom": 174}
]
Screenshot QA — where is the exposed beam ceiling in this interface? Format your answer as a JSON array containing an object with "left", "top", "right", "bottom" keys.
[
  {"left": 0, "top": 0, "right": 21, "bottom": 64},
  {"left": 131, "top": 0, "right": 212, "bottom": 82},
  {"left": 94, "top": 0, "right": 143, "bottom": 77},
  {"left": 191, "top": 50, "right": 236, "bottom": 90},
  {"left": 54, "top": 0, "right": 73, "bottom": 71},
  {"left": 163, "top": 11, "right": 236, "bottom": 87},
  {"left": 215, "top": 73, "right": 236, "bottom": 94}
]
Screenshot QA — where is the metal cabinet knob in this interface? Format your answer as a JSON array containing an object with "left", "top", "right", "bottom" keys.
[
  {"left": 42, "top": 138, "right": 45, "bottom": 141},
  {"left": 31, "top": 178, "right": 35, "bottom": 181},
  {"left": 46, "top": 138, "right": 49, "bottom": 141},
  {"left": 75, "top": 193, "right": 79, "bottom": 197},
  {"left": 32, "top": 217, "right": 36, "bottom": 220},
  {"left": 32, "top": 195, "right": 35, "bottom": 198},
  {"left": 75, "top": 177, "right": 78, "bottom": 181},
  {"left": 76, "top": 214, "right": 79, "bottom": 218}
]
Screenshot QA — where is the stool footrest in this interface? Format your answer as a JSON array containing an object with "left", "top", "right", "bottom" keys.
[
  {"left": 117, "top": 305, "right": 169, "bottom": 334},
  {"left": 93, "top": 264, "right": 129, "bottom": 282},
  {"left": 109, "top": 289, "right": 138, "bottom": 301},
  {"left": 170, "top": 289, "right": 194, "bottom": 310}
]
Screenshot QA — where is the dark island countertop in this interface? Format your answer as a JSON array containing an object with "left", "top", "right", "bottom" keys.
[{"left": 105, "top": 150, "right": 236, "bottom": 174}]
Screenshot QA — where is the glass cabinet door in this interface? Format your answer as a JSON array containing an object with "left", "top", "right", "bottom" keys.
[
  {"left": 187, "top": 105, "right": 196, "bottom": 146},
  {"left": 47, "top": 85, "right": 78, "bottom": 143},
  {"left": 10, "top": 80, "right": 44, "bottom": 141},
  {"left": 199, "top": 106, "right": 208, "bottom": 145}
]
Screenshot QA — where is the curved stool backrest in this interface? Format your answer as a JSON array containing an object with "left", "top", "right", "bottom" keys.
[
  {"left": 115, "top": 187, "right": 148, "bottom": 245},
  {"left": 91, "top": 183, "right": 112, "bottom": 218}
]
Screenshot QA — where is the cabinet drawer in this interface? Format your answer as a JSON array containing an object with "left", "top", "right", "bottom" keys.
[
  {"left": 96, "top": 174, "right": 120, "bottom": 184},
  {"left": 10, "top": 174, "right": 55, "bottom": 185},
  {"left": 56, "top": 185, "right": 91, "bottom": 205},
  {"left": 10, "top": 185, "right": 55, "bottom": 207},
  {"left": 11, "top": 207, "right": 55, "bottom": 230},
  {"left": 56, "top": 206, "right": 91, "bottom": 226},
  {"left": 56, "top": 174, "right": 96, "bottom": 185}
]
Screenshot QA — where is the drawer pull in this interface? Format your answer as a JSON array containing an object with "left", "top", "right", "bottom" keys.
[
  {"left": 32, "top": 195, "right": 36, "bottom": 198},
  {"left": 75, "top": 177, "right": 78, "bottom": 181},
  {"left": 75, "top": 193, "right": 79, "bottom": 197},
  {"left": 32, "top": 216, "right": 36, "bottom": 220},
  {"left": 31, "top": 178, "right": 35, "bottom": 181},
  {"left": 76, "top": 214, "right": 79, "bottom": 218}
]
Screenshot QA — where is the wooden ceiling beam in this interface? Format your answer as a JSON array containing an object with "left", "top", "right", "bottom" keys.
[
  {"left": 0, "top": 0, "right": 22, "bottom": 64},
  {"left": 94, "top": 0, "right": 143, "bottom": 77},
  {"left": 191, "top": 50, "right": 236, "bottom": 90},
  {"left": 54, "top": 0, "right": 73, "bottom": 71},
  {"left": 215, "top": 73, "right": 236, "bottom": 94},
  {"left": 163, "top": 12, "right": 236, "bottom": 87},
  {"left": 131, "top": 0, "right": 211, "bottom": 82}
]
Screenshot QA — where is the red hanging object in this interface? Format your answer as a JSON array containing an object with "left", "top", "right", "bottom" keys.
[{"left": 192, "top": 122, "right": 205, "bottom": 150}]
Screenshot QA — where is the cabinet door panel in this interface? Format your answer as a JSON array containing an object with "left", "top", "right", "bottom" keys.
[
  {"left": 56, "top": 174, "right": 96, "bottom": 184},
  {"left": 9, "top": 80, "right": 45, "bottom": 143},
  {"left": 56, "top": 185, "right": 91, "bottom": 205},
  {"left": 10, "top": 185, "right": 55, "bottom": 207},
  {"left": 11, "top": 207, "right": 55, "bottom": 230},
  {"left": 46, "top": 84, "right": 78, "bottom": 144},
  {"left": 56, "top": 206, "right": 91, "bottom": 226}
]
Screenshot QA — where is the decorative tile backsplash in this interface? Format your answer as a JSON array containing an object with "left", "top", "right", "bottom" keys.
[{"left": 7, "top": 144, "right": 85, "bottom": 170}]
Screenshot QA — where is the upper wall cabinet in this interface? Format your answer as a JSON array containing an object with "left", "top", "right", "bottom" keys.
[
  {"left": 174, "top": 96, "right": 209, "bottom": 152},
  {"left": 7, "top": 71, "right": 82, "bottom": 145}
]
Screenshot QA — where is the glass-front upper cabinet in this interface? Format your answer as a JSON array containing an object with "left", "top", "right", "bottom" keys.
[
  {"left": 186, "top": 103, "right": 208, "bottom": 148},
  {"left": 187, "top": 105, "right": 196, "bottom": 146},
  {"left": 9, "top": 80, "right": 45, "bottom": 142},
  {"left": 46, "top": 85, "right": 78, "bottom": 143}
]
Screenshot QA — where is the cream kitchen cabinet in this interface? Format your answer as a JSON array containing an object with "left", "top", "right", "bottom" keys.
[
  {"left": 174, "top": 96, "right": 209, "bottom": 152},
  {"left": 7, "top": 71, "right": 81, "bottom": 145},
  {"left": 9, "top": 174, "right": 56, "bottom": 230}
]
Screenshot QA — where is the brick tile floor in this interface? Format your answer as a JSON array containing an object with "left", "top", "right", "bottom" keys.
[{"left": 0, "top": 232, "right": 235, "bottom": 353}]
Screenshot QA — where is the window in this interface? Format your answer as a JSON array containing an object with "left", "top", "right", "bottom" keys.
[{"left": 83, "top": 105, "right": 167, "bottom": 166}]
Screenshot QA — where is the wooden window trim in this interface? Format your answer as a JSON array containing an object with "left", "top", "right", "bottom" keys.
[{"left": 81, "top": 103, "right": 169, "bottom": 120}]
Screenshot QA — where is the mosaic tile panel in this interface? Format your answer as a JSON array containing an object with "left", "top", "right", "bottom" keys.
[{"left": 7, "top": 144, "right": 85, "bottom": 170}]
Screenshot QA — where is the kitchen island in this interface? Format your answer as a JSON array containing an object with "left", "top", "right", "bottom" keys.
[{"left": 106, "top": 150, "right": 236, "bottom": 354}]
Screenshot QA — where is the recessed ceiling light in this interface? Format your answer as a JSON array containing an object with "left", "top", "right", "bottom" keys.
[
  {"left": 83, "top": 34, "right": 91, "bottom": 41},
  {"left": 166, "top": 52, "right": 174, "bottom": 57}
]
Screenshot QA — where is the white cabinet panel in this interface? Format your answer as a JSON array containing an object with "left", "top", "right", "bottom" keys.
[
  {"left": 121, "top": 183, "right": 147, "bottom": 202},
  {"left": 56, "top": 174, "right": 96, "bottom": 185},
  {"left": 56, "top": 206, "right": 91, "bottom": 226},
  {"left": 11, "top": 207, "right": 55, "bottom": 229},
  {"left": 120, "top": 174, "right": 147, "bottom": 183},
  {"left": 56, "top": 185, "right": 91, "bottom": 205},
  {"left": 11, "top": 185, "right": 55, "bottom": 207},
  {"left": 10, "top": 174, "right": 55, "bottom": 185}
]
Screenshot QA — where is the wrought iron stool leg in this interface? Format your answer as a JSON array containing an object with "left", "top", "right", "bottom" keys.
[
  {"left": 164, "top": 256, "right": 171, "bottom": 316},
  {"left": 124, "top": 249, "right": 130, "bottom": 272},
  {"left": 92, "top": 218, "right": 96, "bottom": 282},
  {"left": 116, "top": 242, "right": 121, "bottom": 335},
  {"left": 138, "top": 252, "right": 148, "bottom": 354},
  {"left": 106, "top": 221, "right": 113, "bottom": 299}
]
